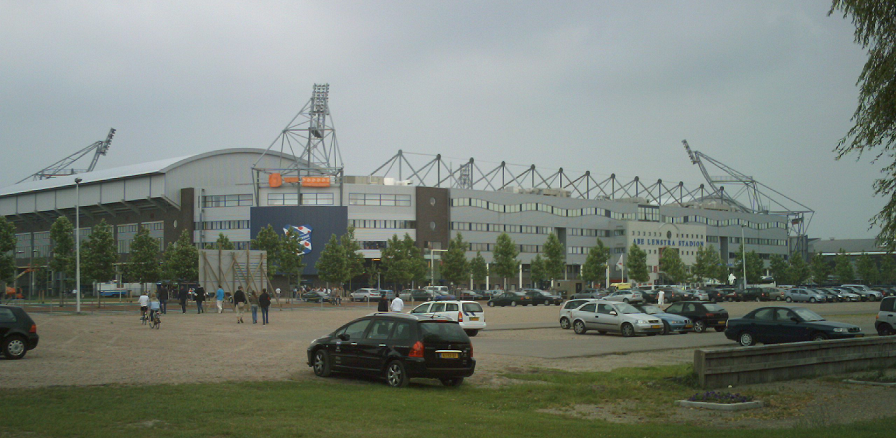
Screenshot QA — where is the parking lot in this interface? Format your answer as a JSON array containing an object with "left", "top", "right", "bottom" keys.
[{"left": 0, "top": 299, "right": 882, "bottom": 389}]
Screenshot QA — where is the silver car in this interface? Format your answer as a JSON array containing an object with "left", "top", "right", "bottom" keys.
[
  {"left": 569, "top": 300, "right": 663, "bottom": 337},
  {"left": 784, "top": 288, "right": 826, "bottom": 303},
  {"left": 603, "top": 290, "right": 644, "bottom": 304}
]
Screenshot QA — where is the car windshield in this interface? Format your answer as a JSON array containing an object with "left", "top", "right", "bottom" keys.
[
  {"left": 637, "top": 305, "right": 661, "bottom": 314},
  {"left": 793, "top": 308, "right": 824, "bottom": 322},
  {"left": 418, "top": 321, "right": 469, "bottom": 343},
  {"left": 702, "top": 304, "right": 726, "bottom": 312},
  {"left": 615, "top": 303, "right": 642, "bottom": 314}
]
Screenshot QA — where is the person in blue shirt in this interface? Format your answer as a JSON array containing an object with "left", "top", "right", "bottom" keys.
[{"left": 216, "top": 286, "right": 225, "bottom": 314}]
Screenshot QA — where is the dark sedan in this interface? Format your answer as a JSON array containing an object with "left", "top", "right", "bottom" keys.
[
  {"left": 0, "top": 305, "right": 39, "bottom": 360},
  {"left": 663, "top": 301, "right": 729, "bottom": 333},
  {"left": 724, "top": 306, "right": 863, "bottom": 346},
  {"left": 523, "top": 289, "right": 563, "bottom": 306},
  {"left": 487, "top": 291, "right": 529, "bottom": 307}
]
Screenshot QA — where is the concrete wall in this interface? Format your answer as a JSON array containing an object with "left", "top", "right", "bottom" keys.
[{"left": 695, "top": 336, "right": 896, "bottom": 388}]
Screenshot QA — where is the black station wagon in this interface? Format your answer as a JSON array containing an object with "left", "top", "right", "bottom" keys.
[{"left": 307, "top": 313, "right": 475, "bottom": 387}]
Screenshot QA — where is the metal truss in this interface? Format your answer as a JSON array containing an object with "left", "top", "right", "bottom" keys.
[{"left": 18, "top": 128, "right": 115, "bottom": 183}]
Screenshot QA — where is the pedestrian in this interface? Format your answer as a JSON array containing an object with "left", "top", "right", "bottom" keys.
[
  {"left": 275, "top": 287, "right": 281, "bottom": 305},
  {"left": 216, "top": 285, "right": 225, "bottom": 314},
  {"left": 195, "top": 285, "right": 206, "bottom": 314},
  {"left": 259, "top": 288, "right": 271, "bottom": 325},
  {"left": 249, "top": 291, "right": 259, "bottom": 324},
  {"left": 178, "top": 284, "right": 188, "bottom": 313},
  {"left": 158, "top": 286, "right": 168, "bottom": 314},
  {"left": 233, "top": 286, "right": 247, "bottom": 324},
  {"left": 377, "top": 293, "right": 389, "bottom": 312},
  {"left": 390, "top": 292, "right": 404, "bottom": 312},
  {"left": 658, "top": 289, "right": 665, "bottom": 306}
]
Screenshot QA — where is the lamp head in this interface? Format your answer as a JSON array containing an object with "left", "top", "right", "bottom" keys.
[{"left": 74, "top": 178, "right": 82, "bottom": 184}]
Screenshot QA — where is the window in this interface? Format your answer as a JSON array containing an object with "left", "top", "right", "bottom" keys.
[
  {"left": 195, "top": 220, "right": 250, "bottom": 231},
  {"left": 391, "top": 322, "right": 411, "bottom": 340},
  {"left": 340, "top": 319, "right": 371, "bottom": 341},
  {"left": 430, "top": 303, "right": 446, "bottom": 312},
  {"left": 348, "top": 220, "right": 416, "bottom": 229},
  {"left": 301, "top": 193, "right": 334, "bottom": 205},
  {"left": 598, "top": 304, "right": 613, "bottom": 314},
  {"left": 268, "top": 193, "right": 299, "bottom": 206},
  {"left": 579, "top": 303, "right": 596, "bottom": 312},
  {"left": 349, "top": 193, "right": 411, "bottom": 207},
  {"left": 365, "top": 320, "right": 395, "bottom": 340},
  {"left": 0, "top": 308, "right": 17, "bottom": 323},
  {"left": 203, "top": 194, "right": 253, "bottom": 208},
  {"left": 411, "top": 304, "right": 431, "bottom": 314}
]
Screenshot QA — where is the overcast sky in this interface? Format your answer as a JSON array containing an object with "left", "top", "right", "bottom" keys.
[{"left": 0, "top": 1, "right": 880, "bottom": 240}]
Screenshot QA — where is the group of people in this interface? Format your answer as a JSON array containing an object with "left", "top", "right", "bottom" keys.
[
  {"left": 140, "top": 285, "right": 273, "bottom": 325},
  {"left": 377, "top": 293, "right": 404, "bottom": 313}
]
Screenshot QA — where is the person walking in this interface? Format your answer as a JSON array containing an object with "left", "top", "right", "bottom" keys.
[
  {"left": 158, "top": 286, "right": 168, "bottom": 314},
  {"left": 178, "top": 284, "right": 188, "bottom": 313},
  {"left": 215, "top": 285, "right": 225, "bottom": 314},
  {"left": 195, "top": 285, "right": 206, "bottom": 314},
  {"left": 377, "top": 293, "right": 389, "bottom": 312},
  {"left": 658, "top": 289, "right": 665, "bottom": 306},
  {"left": 390, "top": 292, "right": 404, "bottom": 312},
  {"left": 249, "top": 291, "right": 259, "bottom": 324},
  {"left": 233, "top": 286, "right": 247, "bottom": 324},
  {"left": 259, "top": 288, "right": 271, "bottom": 325}
]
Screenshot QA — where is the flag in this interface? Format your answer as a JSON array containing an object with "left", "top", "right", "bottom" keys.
[{"left": 616, "top": 254, "right": 624, "bottom": 270}]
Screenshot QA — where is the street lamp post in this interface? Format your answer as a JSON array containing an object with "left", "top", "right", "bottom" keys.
[
  {"left": 75, "top": 178, "right": 82, "bottom": 314},
  {"left": 429, "top": 249, "right": 447, "bottom": 287},
  {"left": 741, "top": 225, "right": 747, "bottom": 290}
]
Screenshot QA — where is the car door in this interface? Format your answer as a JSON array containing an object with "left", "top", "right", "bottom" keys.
[
  {"left": 597, "top": 303, "right": 623, "bottom": 332},
  {"left": 575, "top": 303, "right": 599, "bottom": 329},
  {"left": 356, "top": 318, "right": 396, "bottom": 371},
  {"left": 748, "top": 308, "right": 777, "bottom": 343},
  {"left": 774, "top": 308, "right": 807, "bottom": 342},
  {"left": 331, "top": 318, "right": 371, "bottom": 370}
]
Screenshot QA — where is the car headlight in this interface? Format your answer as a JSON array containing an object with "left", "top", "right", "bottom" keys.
[
  {"left": 636, "top": 319, "right": 649, "bottom": 324},
  {"left": 833, "top": 328, "right": 847, "bottom": 333}
]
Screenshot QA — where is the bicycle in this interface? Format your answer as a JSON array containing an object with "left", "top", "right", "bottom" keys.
[{"left": 148, "top": 310, "right": 161, "bottom": 329}]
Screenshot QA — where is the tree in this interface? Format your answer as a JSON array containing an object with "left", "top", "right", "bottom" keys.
[
  {"left": 402, "top": 234, "right": 428, "bottom": 287},
  {"left": 381, "top": 235, "right": 413, "bottom": 288},
  {"left": 855, "top": 252, "right": 879, "bottom": 284},
  {"left": 627, "top": 244, "right": 649, "bottom": 284},
  {"left": 769, "top": 254, "right": 790, "bottom": 285},
  {"left": 580, "top": 239, "right": 609, "bottom": 287},
  {"left": 252, "top": 225, "right": 282, "bottom": 280},
  {"left": 216, "top": 233, "right": 235, "bottom": 250},
  {"left": 493, "top": 233, "right": 519, "bottom": 289},
  {"left": 834, "top": 250, "right": 855, "bottom": 284},
  {"left": 880, "top": 256, "right": 896, "bottom": 284},
  {"left": 49, "top": 216, "right": 75, "bottom": 294},
  {"left": 128, "top": 227, "right": 161, "bottom": 293},
  {"left": 442, "top": 232, "right": 470, "bottom": 287},
  {"left": 340, "top": 227, "right": 365, "bottom": 288},
  {"left": 659, "top": 248, "right": 686, "bottom": 284},
  {"left": 279, "top": 228, "right": 306, "bottom": 288},
  {"left": 810, "top": 253, "right": 831, "bottom": 284},
  {"left": 829, "top": 1, "right": 896, "bottom": 249},
  {"left": 470, "top": 251, "right": 487, "bottom": 287},
  {"left": 693, "top": 244, "right": 724, "bottom": 285},
  {"left": 162, "top": 230, "right": 199, "bottom": 283},
  {"left": 82, "top": 220, "right": 116, "bottom": 286},
  {"left": 787, "top": 252, "right": 811, "bottom": 285},
  {"left": 733, "top": 245, "right": 763, "bottom": 285},
  {"left": 0, "top": 217, "right": 16, "bottom": 288},
  {"left": 542, "top": 233, "right": 565, "bottom": 285},
  {"left": 529, "top": 254, "right": 546, "bottom": 287},
  {"left": 316, "top": 234, "right": 346, "bottom": 286}
]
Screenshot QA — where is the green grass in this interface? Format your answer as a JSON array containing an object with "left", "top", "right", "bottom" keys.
[{"left": 1, "top": 365, "right": 892, "bottom": 437}]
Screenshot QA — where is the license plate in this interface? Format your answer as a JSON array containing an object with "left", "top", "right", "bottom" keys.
[
  {"left": 651, "top": 325, "right": 661, "bottom": 329},
  {"left": 470, "top": 317, "right": 479, "bottom": 321},
  {"left": 439, "top": 352, "right": 459, "bottom": 359},
  {"left": 685, "top": 324, "right": 693, "bottom": 328}
]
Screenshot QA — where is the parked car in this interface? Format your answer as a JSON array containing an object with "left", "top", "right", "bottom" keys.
[
  {"left": 302, "top": 291, "right": 334, "bottom": 303},
  {"left": 457, "top": 290, "right": 488, "bottom": 300},
  {"left": 784, "top": 288, "right": 826, "bottom": 303},
  {"left": 405, "top": 289, "right": 436, "bottom": 302},
  {"left": 570, "top": 289, "right": 607, "bottom": 300},
  {"left": 831, "top": 287, "right": 861, "bottom": 302},
  {"left": 0, "top": 305, "right": 39, "bottom": 360},
  {"left": 706, "top": 288, "right": 734, "bottom": 303},
  {"left": 663, "top": 301, "right": 729, "bottom": 333},
  {"left": 875, "top": 296, "right": 896, "bottom": 336},
  {"left": 633, "top": 304, "right": 694, "bottom": 335},
  {"left": 523, "top": 289, "right": 563, "bottom": 306},
  {"left": 688, "top": 289, "right": 710, "bottom": 301},
  {"left": 841, "top": 284, "right": 883, "bottom": 301},
  {"left": 815, "top": 288, "right": 845, "bottom": 303},
  {"left": 603, "top": 290, "right": 644, "bottom": 304},
  {"left": 408, "top": 300, "right": 486, "bottom": 336},
  {"left": 724, "top": 306, "right": 864, "bottom": 346},
  {"left": 307, "top": 313, "right": 475, "bottom": 387},
  {"left": 764, "top": 287, "right": 786, "bottom": 301},
  {"left": 568, "top": 300, "right": 663, "bottom": 337},
  {"left": 350, "top": 288, "right": 380, "bottom": 302},
  {"left": 723, "top": 287, "right": 770, "bottom": 302},
  {"left": 487, "top": 291, "right": 529, "bottom": 307},
  {"left": 432, "top": 291, "right": 456, "bottom": 301},
  {"left": 559, "top": 299, "right": 600, "bottom": 329},
  {"left": 423, "top": 285, "right": 450, "bottom": 295}
]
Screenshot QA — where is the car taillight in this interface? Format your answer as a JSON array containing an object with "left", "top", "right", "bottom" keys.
[
  {"left": 29, "top": 324, "right": 37, "bottom": 333},
  {"left": 706, "top": 313, "right": 715, "bottom": 318},
  {"left": 458, "top": 311, "right": 463, "bottom": 322},
  {"left": 410, "top": 341, "right": 424, "bottom": 358}
]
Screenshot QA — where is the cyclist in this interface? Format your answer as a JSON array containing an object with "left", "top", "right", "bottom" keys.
[
  {"left": 149, "top": 294, "right": 162, "bottom": 328},
  {"left": 138, "top": 291, "right": 150, "bottom": 323}
]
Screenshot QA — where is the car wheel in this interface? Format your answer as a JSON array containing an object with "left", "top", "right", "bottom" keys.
[
  {"left": 877, "top": 324, "right": 894, "bottom": 336},
  {"left": 560, "top": 317, "right": 571, "bottom": 330},
  {"left": 809, "top": 297, "right": 816, "bottom": 303},
  {"left": 464, "top": 329, "right": 479, "bottom": 337},
  {"left": 440, "top": 377, "right": 464, "bottom": 387},
  {"left": 785, "top": 297, "right": 792, "bottom": 303},
  {"left": 511, "top": 301, "right": 517, "bottom": 307},
  {"left": 811, "top": 332, "right": 828, "bottom": 342},
  {"left": 488, "top": 301, "right": 495, "bottom": 307},
  {"left": 386, "top": 360, "right": 409, "bottom": 388},
  {"left": 621, "top": 323, "right": 635, "bottom": 338},
  {"left": 739, "top": 332, "right": 755, "bottom": 346},
  {"left": 623, "top": 298, "right": 629, "bottom": 303},
  {"left": 2, "top": 335, "right": 27, "bottom": 360},
  {"left": 573, "top": 320, "right": 587, "bottom": 334},
  {"left": 312, "top": 349, "right": 332, "bottom": 377},
  {"left": 693, "top": 320, "right": 706, "bottom": 333},
  {"left": 755, "top": 297, "right": 761, "bottom": 302},
  {"left": 661, "top": 321, "right": 670, "bottom": 335},
  {"left": 714, "top": 326, "right": 725, "bottom": 332}
]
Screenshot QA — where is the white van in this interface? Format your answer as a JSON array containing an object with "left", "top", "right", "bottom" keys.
[
  {"left": 408, "top": 300, "right": 486, "bottom": 336},
  {"left": 423, "top": 286, "right": 449, "bottom": 294}
]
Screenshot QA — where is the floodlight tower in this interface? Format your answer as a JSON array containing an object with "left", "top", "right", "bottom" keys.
[
  {"left": 18, "top": 128, "right": 115, "bottom": 183},
  {"left": 252, "top": 84, "right": 344, "bottom": 204}
]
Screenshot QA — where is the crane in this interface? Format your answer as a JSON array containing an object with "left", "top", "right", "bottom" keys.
[{"left": 17, "top": 128, "right": 116, "bottom": 183}]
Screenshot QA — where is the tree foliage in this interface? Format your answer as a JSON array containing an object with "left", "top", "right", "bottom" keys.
[
  {"left": 162, "top": 230, "right": 198, "bottom": 282},
  {"left": 251, "top": 225, "right": 281, "bottom": 279},
  {"left": 442, "top": 233, "right": 470, "bottom": 287},
  {"left": 659, "top": 248, "right": 686, "bottom": 284},
  {"left": 769, "top": 254, "right": 790, "bottom": 285},
  {"left": 693, "top": 244, "right": 724, "bottom": 284},
  {"left": 128, "top": 227, "right": 161, "bottom": 291},
  {"left": 315, "top": 227, "right": 364, "bottom": 288},
  {"left": 216, "top": 233, "right": 235, "bottom": 250},
  {"left": 880, "top": 255, "right": 896, "bottom": 284},
  {"left": 0, "top": 217, "right": 16, "bottom": 284},
  {"left": 542, "top": 233, "right": 565, "bottom": 282},
  {"left": 470, "top": 251, "right": 487, "bottom": 285},
  {"left": 834, "top": 250, "right": 855, "bottom": 284},
  {"left": 732, "top": 245, "right": 764, "bottom": 285},
  {"left": 278, "top": 228, "right": 306, "bottom": 288},
  {"left": 49, "top": 216, "right": 75, "bottom": 289},
  {"left": 626, "top": 244, "right": 649, "bottom": 284},
  {"left": 493, "top": 233, "right": 519, "bottom": 287},
  {"left": 830, "top": 1, "right": 896, "bottom": 249},
  {"left": 787, "top": 252, "right": 811, "bottom": 285},
  {"left": 381, "top": 234, "right": 426, "bottom": 289},
  {"left": 810, "top": 253, "right": 832, "bottom": 284},
  {"left": 855, "top": 252, "right": 879, "bottom": 284},
  {"left": 341, "top": 227, "right": 365, "bottom": 286},
  {"left": 580, "top": 239, "right": 609, "bottom": 286},
  {"left": 82, "top": 220, "right": 117, "bottom": 285},
  {"left": 529, "top": 254, "right": 546, "bottom": 286}
]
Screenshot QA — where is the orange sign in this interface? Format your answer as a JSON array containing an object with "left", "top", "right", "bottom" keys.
[
  {"left": 268, "top": 173, "right": 305, "bottom": 188},
  {"left": 302, "top": 177, "right": 331, "bottom": 188}
]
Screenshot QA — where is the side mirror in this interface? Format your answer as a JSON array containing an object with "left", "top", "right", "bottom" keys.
[
  {"left": 338, "top": 333, "right": 349, "bottom": 341},
  {"left": 609, "top": 311, "right": 618, "bottom": 316},
  {"left": 790, "top": 317, "right": 800, "bottom": 323}
]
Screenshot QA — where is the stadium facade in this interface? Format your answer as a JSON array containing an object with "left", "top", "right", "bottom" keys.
[{"left": 1, "top": 147, "right": 791, "bottom": 291}]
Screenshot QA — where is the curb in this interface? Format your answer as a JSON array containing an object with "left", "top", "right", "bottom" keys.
[
  {"left": 676, "top": 400, "right": 764, "bottom": 411},
  {"left": 842, "top": 379, "right": 896, "bottom": 387}
]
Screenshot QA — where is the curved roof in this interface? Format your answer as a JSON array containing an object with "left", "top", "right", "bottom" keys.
[{"left": 0, "top": 148, "right": 299, "bottom": 197}]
